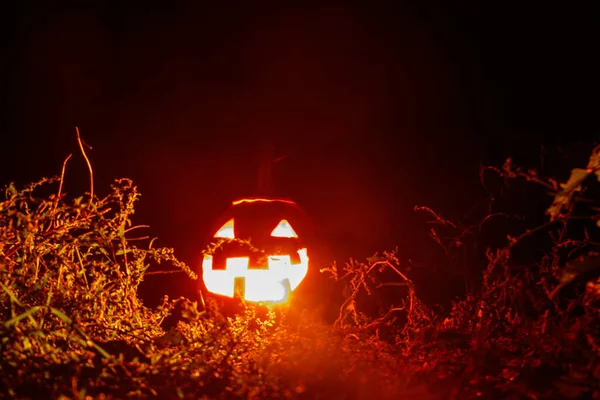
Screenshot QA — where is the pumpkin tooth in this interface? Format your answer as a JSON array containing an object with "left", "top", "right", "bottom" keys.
[{"left": 202, "top": 199, "right": 310, "bottom": 303}]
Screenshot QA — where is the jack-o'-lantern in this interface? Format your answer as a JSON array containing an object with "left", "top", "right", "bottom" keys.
[{"left": 202, "top": 197, "right": 311, "bottom": 303}]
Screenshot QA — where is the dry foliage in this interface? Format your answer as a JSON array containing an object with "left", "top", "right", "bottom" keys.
[{"left": 1, "top": 140, "right": 600, "bottom": 399}]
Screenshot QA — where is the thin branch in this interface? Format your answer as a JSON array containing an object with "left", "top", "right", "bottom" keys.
[
  {"left": 124, "top": 225, "right": 150, "bottom": 234},
  {"left": 506, "top": 219, "right": 562, "bottom": 248},
  {"left": 477, "top": 213, "right": 513, "bottom": 233},
  {"left": 198, "top": 289, "right": 206, "bottom": 311},
  {"left": 414, "top": 205, "right": 458, "bottom": 228},
  {"left": 429, "top": 228, "right": 448, "bottom": 253},
  {"left": 144, "top": 270, "right": 185, "bottom": 275},
  {"left": 55, "top": 154, "right": 72, "bottom": 211},
  {"left": 75, "top": 127, "right": 94, "bottom": 202},
  {"left": 483, "top": 164, "right": 557, "bottom": 191},
  {"left": 125, "top": 236, "right": 150, "bottom": 241}
]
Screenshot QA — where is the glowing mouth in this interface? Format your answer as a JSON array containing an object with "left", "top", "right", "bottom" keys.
[{"left": 202, "top": 248, "right": 309, "bottom": 303}]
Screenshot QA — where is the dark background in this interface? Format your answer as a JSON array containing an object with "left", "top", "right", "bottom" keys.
[{"left": 0, "top": 2, "right": 596, "bottom": 305}]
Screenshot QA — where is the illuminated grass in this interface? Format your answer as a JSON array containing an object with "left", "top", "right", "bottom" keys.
[{"left": 1, "top": 141, "right": 599, "bottom": 398}]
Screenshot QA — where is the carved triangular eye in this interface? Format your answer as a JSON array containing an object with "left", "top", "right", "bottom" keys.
[
  {"left": 214, "top": 218, "right": 235, "bottom": 238},
  {"left": 271, "top": 219, "right": 297, "bottom": 238}
]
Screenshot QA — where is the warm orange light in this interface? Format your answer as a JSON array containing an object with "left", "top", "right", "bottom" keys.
[
  {"left": 202, "top": 249, "right": 309, "bottom": 303},
  {"left": 271, "top": 219, "right": 298, "bottom": 238},
  {"left": 214, "top": 218, "right": 235, "bottom": 238},
  {"left": 204, "top": 199, "right": 309, "bottom": 303},
  {"left": 232, "top": 198, "right": 297, "bottom": 206}
]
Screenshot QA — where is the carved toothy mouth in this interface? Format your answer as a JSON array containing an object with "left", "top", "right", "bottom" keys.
[{"left": 202, "top": 248, "right": 309, "bottom": 303}]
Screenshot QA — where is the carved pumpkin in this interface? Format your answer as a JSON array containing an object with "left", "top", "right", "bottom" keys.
[{"left": 202, "top": 197, "right": 311, "bottom": 303}]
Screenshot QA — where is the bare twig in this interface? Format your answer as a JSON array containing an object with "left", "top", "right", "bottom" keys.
[
  {"left": 414, "top": 205, "right": 458, "bottom": 228},
  {"left": 429, "top": 228, "right": 447, "bottom": 253},
  {"left": 483, "top": 164, "right": 558, "bottom": 191},
  {"left": 124, "top": 225, "right": 150, "bottom": 234},
  {"left": 506, "top": 219, "right": 562, "bottom": 248},
  {"left": 75, "top": 127, "right": 94, "bottom": 202},
  {"left": 144, "top": 270, "right": 185, "bottom": 275},
  {"left": 55, "top": 154, "right": 72, "bottom": 210},
  {"left": 125, "top": 236, "right": 150, "bottom": 241}
]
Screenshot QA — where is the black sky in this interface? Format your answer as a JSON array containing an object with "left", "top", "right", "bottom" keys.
[{"left": 0, "top": 2, "right": 597, "bottom": 282}]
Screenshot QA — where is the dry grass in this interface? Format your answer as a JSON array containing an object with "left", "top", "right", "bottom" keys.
[{"left": 1, "top": 140, "right": 599, "bottom": 399}]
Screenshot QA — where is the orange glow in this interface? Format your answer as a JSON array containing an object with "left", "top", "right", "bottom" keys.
[
  {"left": 231, "top": 198, "right": 297, "bottom": 206},
  {"left": 214, "top": 218, "right": 235, "bottom": 238},
  {"left": 202, "top": 249, "right": 309, "bottom": 303},
  {"left": 271, "top": 219, "right": 298, "bottom": 238}
]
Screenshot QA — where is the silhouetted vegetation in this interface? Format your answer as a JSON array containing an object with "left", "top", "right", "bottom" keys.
[{"left": 1, "top": 141, "right": 599, "bottom": 399}]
